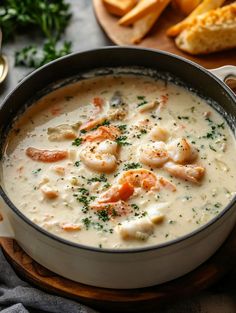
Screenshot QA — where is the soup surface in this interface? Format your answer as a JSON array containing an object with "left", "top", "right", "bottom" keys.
[{"left": 2, "top": 73, "right": 236, "bottom": 249}]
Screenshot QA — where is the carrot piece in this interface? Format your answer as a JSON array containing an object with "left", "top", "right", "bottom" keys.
[
  {"left": 80, "top": 117, "right": 106, "bottom": 132},
  {"left": 93, "top": 97, "right": 104, "bottom": 108},
  {"left": 26, "top": 147, "right": 68, "bottom": 163},
  {"left": 118, "top": 182, "right": 135, "bottom": 201}
]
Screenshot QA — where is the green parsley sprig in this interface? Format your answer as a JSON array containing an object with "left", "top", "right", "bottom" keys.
[{"left": 0, "top": 0, "right": 72, "bottom": 68}]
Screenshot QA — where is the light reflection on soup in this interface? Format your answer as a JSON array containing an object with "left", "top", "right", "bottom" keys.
[{"left": 1, "top": 73, "right": 236, "bottom": 249}]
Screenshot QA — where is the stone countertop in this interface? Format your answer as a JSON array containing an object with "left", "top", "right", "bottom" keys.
[{"left": 0, "top": 0, "right": 111, "bottom": 102}]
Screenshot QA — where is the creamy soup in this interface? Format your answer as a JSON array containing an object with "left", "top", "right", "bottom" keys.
[{"left": 1, "top": 72, "right": 236, "bottom": 249}]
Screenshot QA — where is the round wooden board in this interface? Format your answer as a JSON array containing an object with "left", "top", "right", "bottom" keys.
[
  {"left": 1, "top": 227, "right": 236, "bottom": 313},
  {"left": 93, "top": 0, "right": 236, "bottom": 69}
]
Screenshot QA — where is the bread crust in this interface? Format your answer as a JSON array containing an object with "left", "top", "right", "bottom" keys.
[{"left": 175, "top": 3, "right": 236, "bottom": 55}]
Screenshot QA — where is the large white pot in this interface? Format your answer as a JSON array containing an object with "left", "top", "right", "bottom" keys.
[{"left": 0, "top": 48, "right": 236, "bottom": 289}]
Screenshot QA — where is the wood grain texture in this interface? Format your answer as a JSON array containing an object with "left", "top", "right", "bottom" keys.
[
  {"left": 1, "top": 226, "right": 236, "bottom": 313},
  {"left": 93, "top": 0, "right": 236, "bottom": 69}
]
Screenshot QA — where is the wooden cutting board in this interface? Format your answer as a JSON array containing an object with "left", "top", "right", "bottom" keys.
[
  {"left": 93, "top": 0, "right": 236, "bottom": 69},
  {"left": 1, "top": 226, "right": 236, "bottom": 313}
]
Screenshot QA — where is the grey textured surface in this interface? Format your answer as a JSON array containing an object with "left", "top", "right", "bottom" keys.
[
  {"left": 0, "top": 1, "right": 236, "bottom": 312},
  {"left": 0, "top": 0, "right": 111, "bottom": 102}
]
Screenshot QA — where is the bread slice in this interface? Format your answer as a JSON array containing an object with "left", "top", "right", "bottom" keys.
[
  {"left": 132, "top": 0, "right": 171, "bottom": 43},
  {"left": 175, "top": 3, "right": 236, "bottom": 55},
  {"left": 103, "top": 0, "right": 137, "bottom": 16},
  {"left": 118, "top": 0, "right": 160, "bottom": 26},
  {"left": 167, "top": 0, "right": 226, "bottom": 37}
]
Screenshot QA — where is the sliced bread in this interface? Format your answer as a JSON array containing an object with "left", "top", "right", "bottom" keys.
[{"left": 175, "top": 3, "right": 236, "bottom": 55}]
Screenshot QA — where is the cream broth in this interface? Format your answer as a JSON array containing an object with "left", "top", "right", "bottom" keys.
[{"left": 1, "top": 74, "right": 236, "bottom": 249}]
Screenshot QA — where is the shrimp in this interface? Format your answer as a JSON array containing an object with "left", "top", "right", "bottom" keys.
[
  {"left": 166, "top": 138, "right": 198, "bottom": 164},
  {"left": 156, "top": 176, "right": 176, "bottom": 192},
  {"left": 26, "top": 147, "right": 68, "bottom": 163},
  {"left": 155, "top": 94, "right": 169, "bottom": 113},
  {"left": 83, "top": 126, "right": 120, "bottom": 142},
  {"left": 97, "top": 182, "right": 134, "bottom": 203},
  {"left": 119, "top": 169, "right": 158, "bottom": 190},
  {"left": 96, "top": 140, "right": 118, "bottom": 155},
  {"left": 139, "top": 141, "right": 169, "bottom": 167},
  {"left": 164, "top": 162, "right": 205, "bottom": 184},
  {"left": 138, "top": 100, "right": 159, "bottom": 113},
  {"left": 91, "top": 200, "right": 132, "bottom": 217},
  {"left": 139, "top": 138, "right": 197, "bottom": 168},
  {"left": 80, "top": 141, "right": 118, "bottom": 173},
  {"left": 80, "top": 117, "right": 106, "bottom": 132},
  {"left": 119, "top": 169, "right": 176, "bottom": 192},
  {"left": 149, "top": 126, "right": 169, "bottom": 142}
]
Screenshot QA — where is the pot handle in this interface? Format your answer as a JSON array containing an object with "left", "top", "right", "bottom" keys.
[
  {"left": 210, "top": 65, "right": 236, "bottom": 91},
  {"left": 0, "top": 202, "right": 15, "bottom": 238}
]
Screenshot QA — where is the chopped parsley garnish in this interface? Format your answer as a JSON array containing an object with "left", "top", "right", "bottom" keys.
[
  {"left": 91, "top": 119, "right": 110, "bottom": 131},
  {"left": 74, "top": 161, "right": 80, "bottom": 167},
  {"left": 140, "top": 211, "right": 147, "bottom": 217},
  {"left": 93, "top": 222, "right": 104, "bottom": 231},
  {"left": 137, "top": 95, "right": 148, "bottom": 107},
  {"left": 74, "top": 188, "right": 93, "bottom": 213},
  {"left": 217, "top": 122, "right": 225, "bottom": 129},
  {"left": 137, "top": 101, "right": 148, "bottom": 107},
  {"left": 131, "top": 203, "right": 140, "bottom": 210},
  {"left": 137, "top": 129, "right": 147, "bottom": 138},
  {"left": 32, "top": 168, "right": 41, "bottom": 175},
  {"left": 96, "top": 209, "right": 110, "bottom": 222},
  {"left": 103, "top": 182, "right": 111, "bottom": 189},
  {"left": 204, "top": 132, "right": 215, "bottom": 139},
  {"left": 72, "top": 137, "right": 83, "bottom": 146},
  {"left": 123, "top": 162, "right": 141, "bottom": 170},
  {"left": 82, "top": 217, "right": 91, "bottom": 230},
  {"left": 87, "top": 174, "right": 107, "bottom": 184},
  {"left": 202, "top": 118, "right": 226, "bottom": 141},
  {"left": 115, "top": 136, "right": 131, "bottom": 146},
  {"left": 118, "top": 124, "right": 127, "bottom": 132},
  {"left": 77, "top": 187, "right": 89, "bottom": 195},
  {"left": 78, "top": 196, "right": 90, "bottom": 207},
  {"left": 111, "top": 208, "right": 118, "bottom": 217}
]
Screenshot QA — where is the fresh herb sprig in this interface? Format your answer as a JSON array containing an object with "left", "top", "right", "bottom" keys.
[
  {"left": 0, "top": 0, "right": 72, "bottom": 68},
  {"left": 15, "top": 41, "right": 71, "bottom": 68}
]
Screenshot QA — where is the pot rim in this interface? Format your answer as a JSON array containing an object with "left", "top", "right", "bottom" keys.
[{"left": 1, "top": 46, "right": 236, "bottom": 254}]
